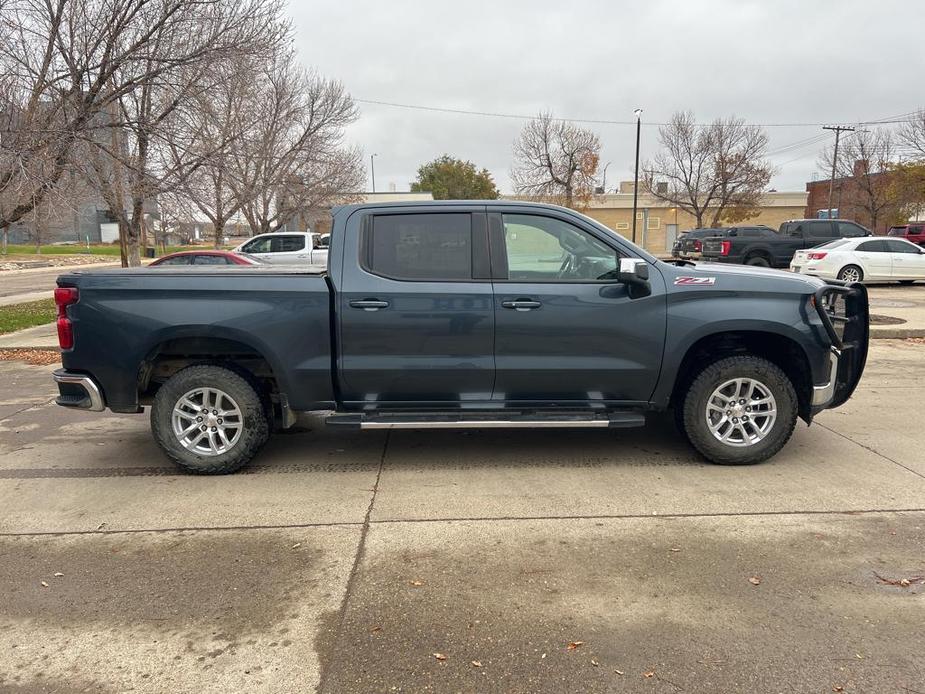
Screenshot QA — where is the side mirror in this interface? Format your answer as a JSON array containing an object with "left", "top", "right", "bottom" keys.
[{"left": 618, "top": 258, "right": 651, "bottom": 298}]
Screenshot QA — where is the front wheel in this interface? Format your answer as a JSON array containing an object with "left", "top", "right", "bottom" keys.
[
  {"left": 681, "top": 356, "right": 798, "bottom": 465},
  {"left": 151, "top": 365, "right": 270, "bottom": 474}
]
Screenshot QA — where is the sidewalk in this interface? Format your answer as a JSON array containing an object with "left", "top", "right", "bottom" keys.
[
  {"left": 0, "top": 290, "right": 51, "bottom": 307},
  {"left": 0, "top": 322, "right": 58, "bottom": 349}
]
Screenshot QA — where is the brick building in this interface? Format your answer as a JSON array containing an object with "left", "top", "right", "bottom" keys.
[{"left": 804, "top": 160, "right": 900, "bottom": 235}]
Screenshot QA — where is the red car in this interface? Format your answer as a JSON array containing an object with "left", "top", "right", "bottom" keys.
[
  {"left": 149, "top": 250, "right": 261, "bottom": 266},
  {"left": 888, "top": 223, "right": 925, "bottom": 247}
]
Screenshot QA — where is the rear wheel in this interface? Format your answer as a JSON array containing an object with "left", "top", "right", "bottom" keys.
[
  {"left": 745, "top": 255, "right": 770, "bottom": 267},
  {"left": 899, "top": 280, "right": 915, "bottom": 285},
  {"left": 151, "top": 365, "right": 270, "bottom": 474},
  {"left": 681, "top": 356, "right": 798, "bottom": 465},
  {"left": 838, "top": 265, "right": 863, "bottom": 282}
]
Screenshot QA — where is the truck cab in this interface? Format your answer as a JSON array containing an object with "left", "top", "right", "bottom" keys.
[{"left": 233, "top": 231, "right": 329, "bottom": 265}]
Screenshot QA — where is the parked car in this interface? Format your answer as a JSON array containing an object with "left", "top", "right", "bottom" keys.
[
  {"left": 232, "top": 231, "right": 329, "bottom": 265},
  {"left": 702, "top": 219, "right": 871, "bottom": 268},
  {"left": 791, "top": 236, "right": 925, "bottom": 283},
  {"left": 671, "top": 228, "right": 724, "bottom": 260},
  {"left": 149, "top": 250, "right": 261, "bottom": 267},
  {"left": 53, "top": 200, "right": 868, "bottom": 474},
  {"left": 887, "top": 222, "right": 925, "bottom": 247}
]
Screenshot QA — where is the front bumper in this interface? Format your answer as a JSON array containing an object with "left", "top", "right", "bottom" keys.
[
  {"left": 53, "top": 369, "right": 105, "bottom": 412},
  {"left": 810, "top": 282, "right": 869, "bottom": 411}
]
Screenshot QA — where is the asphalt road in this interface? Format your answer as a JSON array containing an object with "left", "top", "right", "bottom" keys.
[
  {"left": 0, "top": 268, "right": 72, "bottom": 298},
  {"left": 0, "top": 341, "right": 923, "bottom": 692}
]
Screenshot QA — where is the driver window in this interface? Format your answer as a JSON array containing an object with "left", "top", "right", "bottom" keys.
[
  {"left": 501, "top": 214, "right": 620, "bottom": 281},
  {"left": 242, "top": 237, "right": 271, "bottom": 253}
]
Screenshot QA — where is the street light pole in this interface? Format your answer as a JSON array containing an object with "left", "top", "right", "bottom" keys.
[
  {"left": 631, "top": 109, "right": 643, "bottom": 245},
  {"left": 370, "top": 153, "right": 378, "bottom": 193}
]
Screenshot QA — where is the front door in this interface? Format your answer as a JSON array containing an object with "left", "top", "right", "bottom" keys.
[
  {"left": 885, "top": 239, "right": 925, "bottom": 279},
  {"left": 337, "top": 208, "right": 495, "bottom": 405},
  {"left": 488, "top": 209, "right": 666, "bottom": 405}
]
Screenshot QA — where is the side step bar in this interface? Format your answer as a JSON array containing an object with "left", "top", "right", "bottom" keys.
[{"left": 326, "top": 411, "right": 646, "bottom": 430}]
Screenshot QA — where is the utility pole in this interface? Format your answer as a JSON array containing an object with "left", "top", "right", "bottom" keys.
[
  {"left": 370, "top": 153, "right": 378, "bottom": 193},
  {"left": 823, "top": 125, "right": 855, "bottom": 218},
  {"left": 632, "top": 109, "right": 643, "bottom": 244}
]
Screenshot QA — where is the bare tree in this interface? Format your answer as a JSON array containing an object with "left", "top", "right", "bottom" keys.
[
  {"left": 643, "top": 111, "right": 773, "bottom": 228},
  {"left": 511, "top": 112, "right": 601, "bottom": 209},
  {"left": 1, "top": 0, "right": 288, "bottom": 266},
  {"left": 230, "top": 56, "right": 363, "bottom": 235},
  {"left": 899, "top": 108, "right": 925, "bottom": 159},
  {"left": 819, "top": 128, "right": 899, "bottom": 232}
]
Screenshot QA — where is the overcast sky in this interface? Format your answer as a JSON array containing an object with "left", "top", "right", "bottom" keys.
[{"left": 290, "top": 0, "right": 922, "bottom": 195}]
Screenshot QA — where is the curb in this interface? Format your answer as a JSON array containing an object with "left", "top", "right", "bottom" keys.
[
  {"left": 0, "top": 261, "right": 122, "bottom": 276},
  {"left": 870, "top": 328, "right": 925, "bottom": 339}
]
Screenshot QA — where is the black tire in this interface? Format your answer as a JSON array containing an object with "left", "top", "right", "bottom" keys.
[
  {"left": 681, "top": 356, "right": 798, "bottom": 465},
  {"left": 899, "top": 280, "right": 915, "bottom": 285},
  {"left": 151, "top": 365, "right": 270, "bottom": 474},
  {"left": 837, "top": 265, "right": 863, "bottom": 282},
  {"left": 745, "top": 255, "right": 770, "bottom": 267}
]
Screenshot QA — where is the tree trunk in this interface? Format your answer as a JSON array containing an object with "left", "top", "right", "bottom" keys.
[
  {"left": 213, "top": 219, "right": 225, "bottom": 249},
  {"left": 126, "top": 201, "right": 146, "bottom": 267},
  {"left": 0, "top": 227, "right": 7, "bottom": 255},
  {"left": 695, "top": 211, "right": 705, "bottom": 228}
]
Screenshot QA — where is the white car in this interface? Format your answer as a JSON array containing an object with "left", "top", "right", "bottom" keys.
[
  {"left": 791, "top": 237, "right": 925, "bottom": 284},
  {"left": 233, "top": 231, "right": 329, "bottom": 265}
]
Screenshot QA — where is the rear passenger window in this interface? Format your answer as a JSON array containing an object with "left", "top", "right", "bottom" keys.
[
  {"left": 365, "top": 213, "right": 472, "bottom": 280},
  {"left": 856, "top": 240, "right": 886, "bottom": 252},
  {"left": 192, "top": 255, "right": 228, "bottom": 265},
  {"left": 271, "top": 235, "right": 305, "bottom": 253},
  {"left": 805, "top": 221, "right": 834, "bottom": 237}
]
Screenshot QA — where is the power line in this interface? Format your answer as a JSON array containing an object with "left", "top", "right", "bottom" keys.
[{"left": 354, "top": 98, "right": 922, "bottom": 129}]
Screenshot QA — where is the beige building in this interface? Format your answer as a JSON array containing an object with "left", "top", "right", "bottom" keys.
[{"left": 506, "top": 188, "right": 808, "bottom": 255}]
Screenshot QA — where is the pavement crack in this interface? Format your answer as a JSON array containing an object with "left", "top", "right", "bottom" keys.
[
  {"left": 317, "top": 429, "right": 390, "bottom": 694},
  {"left": 816, "top": 421, "right": 925, "bottom": 481}
]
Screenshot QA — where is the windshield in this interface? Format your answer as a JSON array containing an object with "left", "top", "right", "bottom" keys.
[{"left": 887, "top": 227, "right": 907, "bottom": 236}]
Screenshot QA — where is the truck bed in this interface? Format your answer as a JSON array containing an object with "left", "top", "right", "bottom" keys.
[{"left": 57, "top": 266, "right": 334, "bottom": 412}]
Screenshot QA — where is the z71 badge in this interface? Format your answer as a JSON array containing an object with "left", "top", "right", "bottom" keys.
[{"left": 674, "top": 276, "right": 716, "bottom": 286}]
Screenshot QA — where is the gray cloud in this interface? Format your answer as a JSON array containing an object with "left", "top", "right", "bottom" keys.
[{"left": 291, "top": 0, "right": 922, "bottom": 193}]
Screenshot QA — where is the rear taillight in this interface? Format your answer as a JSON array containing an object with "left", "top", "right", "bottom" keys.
[
  {"left": 719, "top": 240, "right": 732, "bottom": 256},
  {"left": 693, "top": 240, "right": 702, "bottom": 252},
  {"left": 54, "top": 286, "right": 78, "bottom": 350},
  {"left": 807, "top": 252, "right": 828, "bottom": 260}
]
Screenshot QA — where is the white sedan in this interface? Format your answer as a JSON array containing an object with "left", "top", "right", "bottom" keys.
[{"left": 790, "top": 237, "right": 925, "bottom": 283}]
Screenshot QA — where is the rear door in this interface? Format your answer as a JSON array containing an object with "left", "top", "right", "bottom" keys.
[
  {"left": 488, "top": 208, "right": 666, "bottom": 404},
  {"left": 852, "top": 239, "right": 891, "bottom": 279},
  {"left": 337, "top": 207, "right": 495, "bottom": 405},
  {"left": 776, "top": 223, "right": 812, "bottom": 265}
]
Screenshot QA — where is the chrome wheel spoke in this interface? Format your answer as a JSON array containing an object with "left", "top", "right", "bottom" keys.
[
  {"left": 171, "top": 386, "right": 243, "bottom": 457},
  {"left": 705, "top": 377, "right": 777, "bottom": 448}
]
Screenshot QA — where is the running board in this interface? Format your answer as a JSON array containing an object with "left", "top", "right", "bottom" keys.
[{"left": 325, "top": 411, "right": 646, "bottom": 430}]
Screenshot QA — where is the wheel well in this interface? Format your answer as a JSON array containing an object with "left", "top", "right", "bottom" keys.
[
  {"left": 671, "top": 331, "right": 813, "bottom": 421},
  {"left": 138, "top": 337, "right": 280, "bottom": 404}
]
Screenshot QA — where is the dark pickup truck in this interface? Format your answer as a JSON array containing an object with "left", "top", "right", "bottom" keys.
[
  {"left": 53, "top": 201, "right": 869, "bottom": 473},
  {"left": 701, "top": 219, "right": 871, "bottom": 268}
]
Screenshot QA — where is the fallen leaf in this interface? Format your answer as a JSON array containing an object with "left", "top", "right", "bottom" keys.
[
  {"left": 614, "top": 669, "right": 624, "bottom": 675},
  {"left": 591, "top": 659, "right": 599, "bottom": 667},
  {"left": 900, "top": 578, "right": 911, "bottom": 587},
  {"left": 53, "top": 572, "right": 64, "bottom": 577},
  {"left": 96, "top": 522, "right": 106, "bottom": 530},
  {"left": 567, "top": 641, "right": 584, "bottom": 650},
  {"left": 541, "top": 653, "right": 547, "bottom": 659},
  {"left": 369, "top": 625, "right": 382, "bottom": 633},
  {"left": 855, "top": 653, "right": 863, "bottom": 659},
  {"left": 669, "top": 547, "right": 681, "bottom": 552},
  {"left": 872, "top": 571, "right": 925, "bottom": 587},
  {"left": 833, "top": 686, "right": 844, "bottom": 692},
  {"left": 644, "top": 670, "right": 655, "bottom": 678},
  {"left": 433, "top": 653, "right": 447, "bottom": 661},
  {"left": 409, "top": 580, "right": 424, "bottom": 586},
  {"left": 471, "top": 660, "right": 482, "bottom": 668},
  {"left": 748, "top": 575, "right": 762, "bottom": 586},
  {"left": 40, "top": 581, "right": 48, "bottom": 587},
  {"left": 291, "top": 543, "right": 302, "bottom": 549}
]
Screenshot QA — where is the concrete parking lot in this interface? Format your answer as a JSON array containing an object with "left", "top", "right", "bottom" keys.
[{"left": 1, "top": 340, "right": 924, "bottom": 693}]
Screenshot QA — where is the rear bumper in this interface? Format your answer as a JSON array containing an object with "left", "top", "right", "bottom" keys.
[{"left": 53, "top": 369, "right": 105, "bottom": 412}]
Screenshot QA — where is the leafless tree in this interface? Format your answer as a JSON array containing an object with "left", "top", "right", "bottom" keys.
[
  {"left": 643, "top": 111, "right": 773, "bottom": 228},
  {"left": 229, "top": 56, "right": 363, "bottom": 235},
  {"left": 511, "top": 112, "right": 601, "bottom": 209},
  {"left": 1, "top": 0, "right": 288, "bottom": 266},
  {"left": 819, "top": 128, "right": 901, "bottom": 233},
  {"left": 899, "top": 108, "right": 925, "bottom": 159}
]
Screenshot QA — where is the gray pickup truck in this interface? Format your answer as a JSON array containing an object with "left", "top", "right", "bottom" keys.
[{"left": 52, "top": 201, "right": 869, "bottom": 474}]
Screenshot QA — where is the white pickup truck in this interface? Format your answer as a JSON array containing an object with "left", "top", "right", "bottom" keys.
[{"left": 233, "top": 231, "right": 329, "bottom": 265}]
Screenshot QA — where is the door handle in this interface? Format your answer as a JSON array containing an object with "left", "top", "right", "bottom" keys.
[
  {"left": 349, "top": 299, "right": 390, "bottom": 311},
  {"left": 501, "top": 299, "right": 542, "bottom": 311}
]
